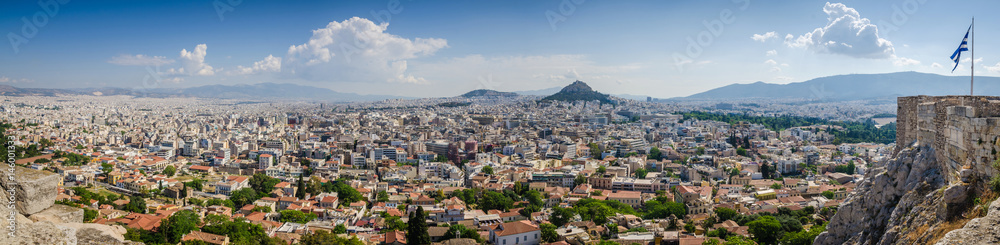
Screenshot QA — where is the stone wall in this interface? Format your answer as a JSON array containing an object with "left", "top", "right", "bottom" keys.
[{"left": 896, "top": 95, "right": 1000, "bottom": 183}]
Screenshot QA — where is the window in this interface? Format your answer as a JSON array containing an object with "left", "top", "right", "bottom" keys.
[{"left": 516, "top": 237, "right": 519, "bottom": 243}]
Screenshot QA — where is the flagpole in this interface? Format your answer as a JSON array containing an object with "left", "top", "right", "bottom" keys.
[{"left": 971, "top": 17, "right": 975, "bottom": 96}]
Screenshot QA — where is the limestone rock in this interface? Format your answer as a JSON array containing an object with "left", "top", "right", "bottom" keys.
[
  {"left": 28, "top": 204, "right": 84, "bottom": 223},
  {"left": 960, "top": 169, "right": 974, "bottom": 182},
  {"left": 935, "top": 197, "right": 1000, "bottom": 245},
  {"left": 0, "top": 167, "right": 59, "bottom": 215},
  {"left": 57, "top": 222, "right": 132, "bottom": 245},
  {"left": 815, "top": 145, "right": 946, "bottom": 245},
  {"left": 941, "top": 184, "right": 968, "bottom": 204}
]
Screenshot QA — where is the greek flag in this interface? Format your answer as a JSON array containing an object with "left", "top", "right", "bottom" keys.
[{"left": 951, "top": 25, "right": 971, "bottom": 72}]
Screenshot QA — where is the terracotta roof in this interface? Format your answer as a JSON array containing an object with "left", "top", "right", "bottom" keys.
[
  {"left": 385, "top": 230, "right": 406, "bottom": 244},
  {"left": 490, "top": 220, "right": 539, "bottom": 237}
]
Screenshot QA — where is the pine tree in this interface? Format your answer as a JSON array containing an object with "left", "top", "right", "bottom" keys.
[
  {"left": 407, "top": 206, "right": 430, "bottom": 245},
  {"left": 296, "top": 175, "right": 306, "bottom": 199}
]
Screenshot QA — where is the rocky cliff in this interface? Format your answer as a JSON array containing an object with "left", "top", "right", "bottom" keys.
[
  {"left": 815, "top": 144, "right": 953, "bottom": 244},
  {"left": 1, "top": 167, "right": 139, "bottom": 245},
  {"left": 817, "top": 96, "right": 1000, "bottom": 245}
]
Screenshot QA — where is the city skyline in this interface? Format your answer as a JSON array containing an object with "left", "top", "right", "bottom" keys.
[{"left": 2, "top": 0, "right": 997, "bottom": 98}]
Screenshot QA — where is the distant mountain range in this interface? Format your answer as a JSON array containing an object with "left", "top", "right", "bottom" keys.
[
  {"left": 459, "top": 89, "right": 519, "bottom": 98},
  {"left": 682, "top": 71, "right": 1000, "bottom": 100},
  {"left": 542, "top": 80, "right": 613, "bottom": 103},
  {"left": 0, "top": 83, "right": 412, "bottom": 102},
  {"left": 514, "top": 87, "right": 562, "bottom": 96}
]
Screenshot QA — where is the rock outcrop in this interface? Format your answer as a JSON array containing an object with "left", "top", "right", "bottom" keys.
[
  {"left": 0, "top": 167, "right": 137, "bottom": 245},
  {"left": 935, "top": 197, "right": 1000, "bottom": 244},
  {"left": 28, "top": 204, "right": 84, "bottom": 223},
  {"left": 2, "top": 167, "right": 59, "bottom": 215},
  {"left": 818, "top": 96, "right": 1000, "bottom": 245},
  {"left": 815, "top": 144, "right": 949, "bottom": 245}
]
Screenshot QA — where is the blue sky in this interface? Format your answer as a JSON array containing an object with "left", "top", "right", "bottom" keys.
[{"left": 1, "top": 0, "right": 997, "bottom": 98}]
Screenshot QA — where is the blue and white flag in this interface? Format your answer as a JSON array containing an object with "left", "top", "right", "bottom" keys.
[{"left": 951, "top": 25, "right": 971, "bottom": 72}]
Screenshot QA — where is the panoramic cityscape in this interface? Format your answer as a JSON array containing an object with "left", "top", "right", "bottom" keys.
[{"left": 3, "top": 1, "right": 1000, "bottom": 245}]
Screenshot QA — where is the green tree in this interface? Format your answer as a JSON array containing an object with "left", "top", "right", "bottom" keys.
[
  {"left": 83, "top": 209, "right": 98, "bottom": 222},
  {"left": 296, "top": 175, "right": 306, "bottom": 199},
  {"left": 550, "top": 207, "right": 575, "bottom": 227},
  {"left": 597, "top": 165, "right": 607, "bottom": 174},
  {"left": 279, "top": 210, "right": 317, "bottom": 223},
  {"left": 770, "top": 183, "right": 783, "bottom": 190},
  {"left": 162, "top": 165, "right": 176, "bottom": 177},
  {"left": 747, "top": 216, "right": 783, "bottom": 244},
  {"left": 300, "top": 230, "right": 364, "bottom": 245},
  {"left": 780, "top": 224, "right": 825, "bottom": 245},
  {"left": 685, "top": 222, "right": 696, "bottom": 233},
  {"left": 715, "top": 207, "right": 739, "bottom": 222},
  {"left": 525, "top": 190, "right": 545, "bottom": 207},
  {"left": 644, "top": 198, "right": 687, "bottom": 220},
  {"left": 723, "top": 236, "right": 758, "bottom": 245},
  {"left": 482, "top": 165, "right": 494, "bottom": 175},
  {"left": 589, "top": 143, "right": 602, "bottom": 158},
  {"left": 540, "top": 223, "right": 559, "bottom": 243},
  {"left": 249, "top": 174, "right": 281, "bottom": 195},
  {"left": 737, "top": 147, "right": 747, "bottom": 157},
  {"left": 648, "top": 147, "right": 663, "bottom": 160},
  {"left": 334, "top": 224, "right": 347, "bottom": 234},
  {"left": 230, "top": 188, "right": 259, "bottom": 209},
  {"left": 381, "top": 212, "right": 407, "bottom": 232},
  {"left": 407, "top": 206, "right": 431, "bottom": 245},
  {"left": 574, "top": 174, "right": 588, "bottom": 186},
  {"left": 185, "top": 178, "right": 205, "bottom": 191},
  {"left": 821, "top": 191, "right": 835, "bottom": 199},
  {"left": 331, "top": 181, "right": 364, "bottom": 204},
  {"left": 161, "top": 210, "right": 201, "bottom": 244},
  {"left": 203, "top": 214, "right": 228, "bottom": 226},
  {"left": 124, "top": 195, "right": 146, "bottom": 214},
  {"left": 478, "top": 191, "right": 514, "bottom": 211},
  {"left": 377, "top": 190, "right": 390, "bottom": 202},
  {"left": 635, "top": 168, "right": 648, "bottom": 179}
]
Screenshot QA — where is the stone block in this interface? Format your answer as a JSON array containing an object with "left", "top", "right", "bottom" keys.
[
  {"left": 0, "top": 167, "right": 59, "bottom": 215},
  {"left": 29, "top": 204, "right": 84, "bottom": 223}
]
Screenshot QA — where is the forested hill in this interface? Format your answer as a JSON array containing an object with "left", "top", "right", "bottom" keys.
[{"left": 680, "top": 111, "right": 896, "bottom": 144}]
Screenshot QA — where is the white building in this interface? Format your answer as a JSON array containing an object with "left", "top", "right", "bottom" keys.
[{"left": 489, "top": 220, "right": 540, "bottom": 245}]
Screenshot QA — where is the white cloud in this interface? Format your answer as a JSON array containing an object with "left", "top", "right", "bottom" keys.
[
  {"left": 983, "top": 62, "right": 1000, "bottom": 73},
  {"left": 108, "top": 54, "right": 174, "bottom": 66},
  {"left": 751, "top": 32, "right": 778, "bottom": 42},
  {"left": 163, "top": 77, "right": 184, "bottom": 83},
  {"left": 283, "top": 17, "right": 448, "bottom": 84},
  {"left": 168, "top": 44, "right": 215, "bottom": 76},
  {"left": 764, "top": 59, "right": 777, "bottom": 65},
  {"left": 774, "top": 76, "right": 794, "bottom": 82},
  {"left": 891, "top": 55, "right": 920, "bottom": 66},
  {"left": 961, "top": 57, "right": 983, "bottom": 64},
  {"left": 931, "top": 62, "right": 943, "bottom": 68},
  {"left": 231, "top": 55, "right": 282, "bottom": 75},
  {"left": 770, "top": 67, "right": 782, "bottom": 73},
  {"left": 0, "top": 76, "right": 33, "bottom": 83},
  {"left": 784, "top": 3, "right": 894, "bottom": 59},
  {"left": 766, "top": 50, "right": 777, "bottom": 56}
]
